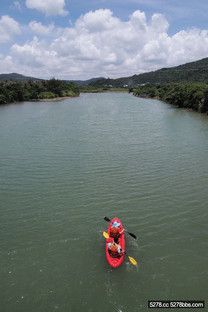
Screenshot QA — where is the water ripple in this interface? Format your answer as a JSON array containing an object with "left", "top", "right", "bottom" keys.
[{"left": 0, "top": 94, "right": 208, "bottom": 311}]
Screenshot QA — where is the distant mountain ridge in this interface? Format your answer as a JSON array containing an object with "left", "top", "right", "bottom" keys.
[
  {"left": 87, "top": 57, "right": 208, "bottom": 88},
  {"left": 1, "top": 57, "right": 208, "bottom": 86},
  {"left": 66, "top": 77, "right": 105, "bottom": 86},
  {"left": 0, "top": 73, "right": 103, "bottom": 85},
  {"left": 0, "top": 73, "right": 42, "bottom": 82}
]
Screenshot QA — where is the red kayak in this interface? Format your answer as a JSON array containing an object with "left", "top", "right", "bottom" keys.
[{"left": 105, "top": 217, "right": 125, "bottom": 268}]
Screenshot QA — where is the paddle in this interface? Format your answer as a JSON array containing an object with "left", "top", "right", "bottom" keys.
[
  {"left": 104, "top": 216, "right": 137, "bottom": 239},
  {"left": 103, "top": 231, "right": 137, "bottom": 266}
]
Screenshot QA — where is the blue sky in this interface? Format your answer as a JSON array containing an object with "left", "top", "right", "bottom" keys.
[{"left": 0, "top": 0, "right": 208, "bottom": 79}]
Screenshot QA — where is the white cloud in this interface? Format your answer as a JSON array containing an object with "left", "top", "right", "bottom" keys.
[
  {"left": 7, "top": 9, "right": 208, "bottom": 79},
  {"left": 12, "top": 36, "right": 57, "bottom": 67},
  {"left": 149, "top": 13, "right": 169, "bottom": 34},
  {"left": 25, "top": 0, "right": 68, "bottom": 16},
  {"left": 168, "top": 29, "right": 208, "bottom": 65},
  {"left": 0, "top": 15, "right": 21, "bottom": 43},
  {"left": 75, "top": 9, "right": 120, "bottom": 33},
  {"left": 0, "top": 55, "right": 14, "bottom": 71},
  {"left": 29, "top": 21, "right": 55, "bottom": 36}
]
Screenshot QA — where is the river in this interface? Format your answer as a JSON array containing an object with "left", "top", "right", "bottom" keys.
[{"left": 0, "top": 93, "right": 207, "bottom": 312}]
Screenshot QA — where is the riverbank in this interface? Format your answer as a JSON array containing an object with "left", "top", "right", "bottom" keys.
[
  {"left": 35, "top": 95, "right": 79, "bottom": 102},
  {"left": 133, "top": 82, "right": 208, "bottom": 114},
  {"left": 37, "top": 90, "right": 128, "bottom": 100},
  {"left": 79, "top": 87, "right": 130, "bottom": 93},
  {"left": 104, "top": 89, "right": 129, "bottom": 93},
  {"left": 0, "top": 78, "right": 79, "bottom": 105}
]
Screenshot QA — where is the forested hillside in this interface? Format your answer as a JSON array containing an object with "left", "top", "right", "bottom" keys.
[
  {"left": 1, "top": 57, "right": 208, "bottom": 89},
  {"left": 87, "top": 58, "right": 208, "bottom": 88}
]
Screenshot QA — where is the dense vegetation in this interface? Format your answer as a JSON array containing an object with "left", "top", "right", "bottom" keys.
[
  {"left": 2, "top": 58, "right": 208, "bottom": 89},
  {"left": 1, "top": 58, "right": 208, "bottom": 114},
  {"left": 74, "top": 58, "right": 208, "bottom": 89},
  {"left": 0, "top": 78, "right": 79, "bottom": 104},
  {"left": 78, "top": 86, "right": 129, "bottom": 93},
  {"left": 1, "top": 58, "right": 208, "bottom": 90},
  {"left": 133, "top": 83, "right": 208, "bottom": 114}
]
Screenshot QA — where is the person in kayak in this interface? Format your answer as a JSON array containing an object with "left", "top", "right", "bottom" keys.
[
  {"left": 110, "top": 221, "right": 124, "bottom": 241},
  {"left": 108, "top": 241, "right": 122, "bottom": 258}
]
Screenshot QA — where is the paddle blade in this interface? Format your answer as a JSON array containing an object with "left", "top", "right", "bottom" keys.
[
  {"left": 128, "top": 256, "right": 137, "bottom": 266},
  {"left": 104, "top": 216, "right": 111, "bottom": 222},
  {"left": 103, "top": 231, "right": 109, "bottom": 239},
  {"left": 128, "top": 232, "right": 137, "bottom": 239}
]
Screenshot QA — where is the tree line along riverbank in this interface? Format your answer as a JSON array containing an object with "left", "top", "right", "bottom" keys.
[
  {"left": 1, "top": 78, "right": 208, "bottom": 115},
  {"left": 133, "top": 83, "right": 208, "bottom": 114},
  {"left": 0, "top": 79, "right": 79, "bottom": 104}
]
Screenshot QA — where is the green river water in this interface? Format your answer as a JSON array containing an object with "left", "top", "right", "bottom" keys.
[{"left": 0, "top": 93, "right": 207, "bottom": 312}]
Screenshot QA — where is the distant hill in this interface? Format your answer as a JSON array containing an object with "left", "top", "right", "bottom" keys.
[
  {"left": 1, "top": 57, "right": 208, "bottom": 87},
  {"left": 87, "top": 57, "right": 208, "bottom": 88},
  {"left": 0, "top": 73, "right": 42, "bottom": 82},
  {"left": 0, "top": 72, "right": 103, "bottom": 86},
  {"left": 67, "top": 77, "right": 105, "bottom": 86}
]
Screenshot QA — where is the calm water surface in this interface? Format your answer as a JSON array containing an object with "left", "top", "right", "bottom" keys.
[{"left": 0, "top": 93, "right": 208, "bottom": 312}]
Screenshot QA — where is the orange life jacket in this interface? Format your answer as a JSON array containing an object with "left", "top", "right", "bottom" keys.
[
  {"left": 110, "top": 226, "right": 120, "bottom": 237},
  {"left": 109, "top": 243, "right": 119, "bottom": 257}
]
